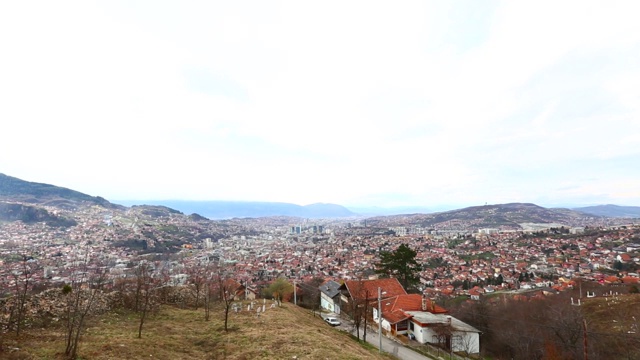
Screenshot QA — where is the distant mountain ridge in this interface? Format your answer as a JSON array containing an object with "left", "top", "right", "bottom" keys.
[
  {"left": 0, "top": 173, "right": 119, "bottom": 209},
  {"left": 3, "top": 173, "right": 637, "bottom": 223},
  {"left": 118, "top": 200, "right": 356, "bottom": 219},
  {"left": 365, "top": 202, "right": 599, "bottom": 230},
  {"left": 573, "top": 204, "right": 640, "bottom": 218}
]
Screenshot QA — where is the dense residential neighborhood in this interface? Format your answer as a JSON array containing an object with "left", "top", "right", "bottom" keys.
[
  {"left": 1, "top": 194, "right": 639, "bottom": 358},
  {"left": 2, "top": 202, "right": 639, "bottom": 302}
]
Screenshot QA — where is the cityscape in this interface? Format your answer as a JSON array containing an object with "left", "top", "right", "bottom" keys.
[
  {"left": 2, "top": 1, "right": 640, "bottom": 358},
  {"left": 1, "top": 173, "right": 639, "bottom": 358}
]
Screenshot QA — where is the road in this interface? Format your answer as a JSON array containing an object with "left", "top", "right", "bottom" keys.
[
  {"left": 358, "top": 328, "right": 433, "bottom": 360},
  {"left": 322, "top": 313, "right": 433, "bottom": 360}
]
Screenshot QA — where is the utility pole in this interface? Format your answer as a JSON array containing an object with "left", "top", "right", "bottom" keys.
[
  {"left": 583, "top": 319, "right": 588, "bottom": 360},
  {"left": 378, "top": 287, "right": 382, "bottom": 353},
  {"left": 580, "top": 279, "right": 583, "bottom": 299},
  {"left": 294, "top": 280, "right": 297, "bottom": 305}
]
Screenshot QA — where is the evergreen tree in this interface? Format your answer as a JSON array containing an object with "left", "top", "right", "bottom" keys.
[
  {"left": 375, "top": 244, "right": 420, "bottom": 290},
  {"left": 463, "top": 279, "right": 470, "bottom": 290}
]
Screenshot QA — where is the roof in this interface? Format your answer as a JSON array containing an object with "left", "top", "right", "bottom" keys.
[
  {"left": 380, "top": 294, "right": 448, "bottom": 315},
  {"left": 342, "top": 278, "right": 407, "bottom": 301},
  {"left": 222, "top": 278, "right": 243, "bottom": 294},
  {"left": 384, "top": 309, "right": 412, "bottom": 324},
  {"left": 319, "top": 280, "right": 341, "bottom": 298},
  {"left": 379, "top": 294, "right": 448, "bottom": 325},
  {"left": 406, "top": 312, "right": 481, "bottom": 333}
]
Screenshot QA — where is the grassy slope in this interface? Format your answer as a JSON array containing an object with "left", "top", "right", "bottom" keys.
[
  {"left": 5, "top": 303, "right": 393, "bottom": 360},
  {"left": 582, "top": 293, "right": 640, "bottom": 332}
]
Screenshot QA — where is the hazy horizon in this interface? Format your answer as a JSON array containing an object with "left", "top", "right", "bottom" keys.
[
  {"left": 2, "top": 1, "right": 639, "bottom": 208},
  {"left": 113, "top": 198, "right": 632, "bottom": 212}
]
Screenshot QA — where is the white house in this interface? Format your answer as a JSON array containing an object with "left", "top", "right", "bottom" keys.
[
  {"left": 319, "top": 280, "right": 342, "bottom": 314},
  {"left": 372, "top": 294, "right": 448, "bottom": 337},
  {"left": 405, "top": 311, "right": 481, "bottom": 355}
]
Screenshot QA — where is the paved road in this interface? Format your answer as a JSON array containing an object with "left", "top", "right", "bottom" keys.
[
  {"left": 358, "top": 328, "right": 433, "bottom": 360},
  {"left": 322, "top": 313, "right": 433, "bottom": 360}
]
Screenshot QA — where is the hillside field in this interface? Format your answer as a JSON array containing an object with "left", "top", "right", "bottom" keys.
[{"left": 1, "top": 303, "right": 393, "bottom": 360}]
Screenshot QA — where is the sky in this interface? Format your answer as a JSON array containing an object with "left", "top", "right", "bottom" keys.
[{"left": 1, "top": 1, "right": 640, "bottom": 209}]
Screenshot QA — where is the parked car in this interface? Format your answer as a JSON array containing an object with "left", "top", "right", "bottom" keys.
[{"left": 324, "top": 317, "right": 341, "bottom": 326}]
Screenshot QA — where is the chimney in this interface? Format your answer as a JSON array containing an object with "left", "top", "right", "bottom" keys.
[
  {"left": 447, "top": 316, "right": 452, "bottom": 325},
  {"left": 421, "top": 294, "right": 427, "bottom": 311}
]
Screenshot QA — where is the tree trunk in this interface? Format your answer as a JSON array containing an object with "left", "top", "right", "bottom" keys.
[
  {"left": 224, "top": 301, "right": 230, "bottom": 332},
  {"left": 194, "top": 287, "right": 200, "bottom": 310},
  {"left": 138, "top": 295, "right": 149, "bottom": 339}
]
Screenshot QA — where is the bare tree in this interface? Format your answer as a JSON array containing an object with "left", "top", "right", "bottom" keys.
[
  {"left": 155, "top": 262, "right": 173, "bottom": 305},
  {"left": 135, "top": 261, "right": 155, "bottom": 339},
  {"left": 218, "top": 275, "right": 241, "bottom": 332},
  {"left": 431, "top": 322, "right": 454, "bottom": 351},
  {"left": 219, "top": 276, "right": 235, "bottom": 332},
  {"left": 202, "top": 262, "right": 220, "bottom": 321},
  {"left": 349, "top": 281, "right": 365, "bottom": 341},
  {"left": 10, "top": 254, "right": 38, "bottom": 337},
  {"left": 457, "top": 331, "right": 478, "bottom": 359},
  {"left": 0, "top": 259, "right": 8, "bottom": 351},
  {"left": 187, "top": 264, "right": 206, "bottom": 310},
  {"left": 361, "top": 288, "right": 371, "bottom": 343},
  {"left": 296, "top": 277, "right": 323, "bottom": 310},
  {"left": 63, "top": 263, "right": 106, "bottom": 359},
  {"left": 542, "top": 301, "right": 583, "bottom": 358}
]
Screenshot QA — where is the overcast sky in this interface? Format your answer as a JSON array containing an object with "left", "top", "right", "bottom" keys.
[{"left": 1, "top": 1, "right": 639, "bottom": 209}]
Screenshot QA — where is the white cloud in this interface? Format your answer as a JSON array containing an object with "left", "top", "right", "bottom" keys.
[{"left": 1, "top": 0, "right": 640, "bottom": 207}]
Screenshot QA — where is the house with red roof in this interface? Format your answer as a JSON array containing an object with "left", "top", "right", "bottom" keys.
[
  {"left": 338, "top": 278, "right": 407, "bottom": 317},
  {"left": 371, "top": 292, "right": 480, "bottom": 355},
  {"left": 618, "top": 253, "right": 633, "bottom": 263},
  {"left": 468, "top": 287, "right": 483, "bottom": 301},
  {"left": 373, "top": 294, "right": 447, "bottom": 336},
  {"left": 222, "top": 278, "right": 254, "bottom": 300}
]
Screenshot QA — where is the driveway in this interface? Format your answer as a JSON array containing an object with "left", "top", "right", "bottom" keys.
[
  {"left": 343, "top": 321, "right": 433, "bottom": 359},
  {"left": 320, "top": 313, "right": 433, "bottom": 359}
]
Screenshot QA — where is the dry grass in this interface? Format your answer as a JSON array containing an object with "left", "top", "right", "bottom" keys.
[
  {"left": 2, "top": 302, "right": 394, "bottom": 360},
  {"left": 582, "top": 293, "right": 640, "bottom": 332}
]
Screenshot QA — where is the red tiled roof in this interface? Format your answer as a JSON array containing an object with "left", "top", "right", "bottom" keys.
[
  {"left": 381, "top": 294, "right": 444, "bottom": 313},
  {"left": 344, "top": 278, "right": 407, "bottom": 301},
  {"left": 379, "top": 294, "right": 448, "bottom": 324},
  {"left": 384, "top": 309, "right": 411, "bottom": 324},
  {"left": 605, "top": 276, "right": 620, "bottom": 283},
  {"left": 222, "top": 278, "right": 244, "bottom": 295}
]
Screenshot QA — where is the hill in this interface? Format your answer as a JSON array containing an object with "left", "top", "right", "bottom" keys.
[
  {"left": 118, "top": 200, "right": 356, "bottom": 219},
  {"left": 573, "top": 204, "right": 640, "bottom": 218},
  {"left": 4, "top": 303, "right": 392, "bottom": 360},
  {"left": 366, "top": 202, "right": 597, "bottom": 230},
  {"left": 0, "top": 173, "right": 120, "bottom": 210},
  {"left": 0, "top": 201, "right": 77, "bottom": 227},
  {"left": 130, "top": 204, "right": 184, "bottom": 217}
]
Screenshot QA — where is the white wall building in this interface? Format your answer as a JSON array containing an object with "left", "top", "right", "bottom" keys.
[{"left": 405, "top": 311, "right": 481, "bottom": 355}]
